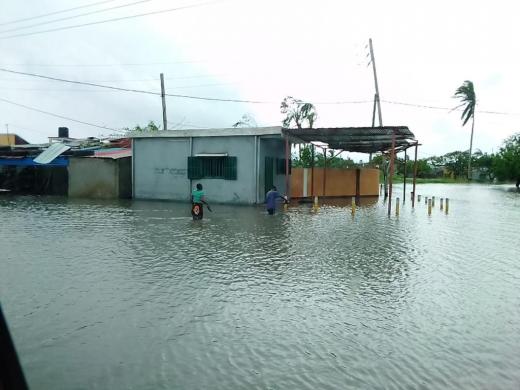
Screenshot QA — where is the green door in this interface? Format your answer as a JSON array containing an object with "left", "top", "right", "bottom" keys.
[{"left": 264, "top": 157, "right": 274, "bottom": 196}]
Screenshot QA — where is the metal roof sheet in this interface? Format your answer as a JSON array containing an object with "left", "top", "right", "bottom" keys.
[
  {"left": 33, "top": 143, "right": 71, "bottom": 164},
  {"left": 283, "top": 126, "right": 416, "bottom": 153},
  {"left": 92, "top": 148, "right": 132, "bottom": 159}
]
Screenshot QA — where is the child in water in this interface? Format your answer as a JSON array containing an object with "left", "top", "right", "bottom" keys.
[{"left": 191, "top": 183, "right": 211, "bottom": 220}]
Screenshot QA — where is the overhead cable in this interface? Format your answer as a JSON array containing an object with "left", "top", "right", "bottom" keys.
[
  {"left": 382, "top": 99, "right": 520, "bottom": 116},
  {"left": 0, "top": 0, "right": 226, "bottom": 40},
  {"left": 0, "top": 0, "right": 156, "bottom": 35},
  {"left": 0, "top": 0, "right": 119, "bottom": 27},
  {"left": 0, "top": 97, "right": 121, "bottom": 132}
]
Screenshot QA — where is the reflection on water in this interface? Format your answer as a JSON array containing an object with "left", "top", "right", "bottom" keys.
[{"left": 1, "top": 184, "right": 519, "bottom": 389}]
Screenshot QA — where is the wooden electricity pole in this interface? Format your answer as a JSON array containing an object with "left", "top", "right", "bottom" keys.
[
  {"left": 160, "top": 73, "right": 167, "bottom": 131},
  {"left": 368, "top": 38, "right": 388, "bottom": 196}
]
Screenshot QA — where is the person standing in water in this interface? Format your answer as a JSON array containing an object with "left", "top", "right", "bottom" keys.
[
  {"left": 191, "top": 183, "right": 211, "bottom": 220},
  {"left": 265, "top": 185, "right": 287, "bottom": 215}
]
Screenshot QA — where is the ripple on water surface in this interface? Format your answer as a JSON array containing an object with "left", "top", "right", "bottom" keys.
[{"left": 1, "top": 185, "right": 520, "bottom": 390}]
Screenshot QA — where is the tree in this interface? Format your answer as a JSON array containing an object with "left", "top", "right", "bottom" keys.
[
  {"left": 280, "top": 96, "right": 317, "bottom": 128},
  {"left": 232, "top": 113, "right": 257, "bottom": 128},
  {"left": 292, "top": 147, "right": 355, "bottom": 168},
  {"left": 492, "top": 133, "right": 520, "bottom": 187},
  {"left": 125, "top": 120, "right": 161, "bottom": 134},
  {"left": 453, "top": 80, "right": 476, "bottom": 179}
]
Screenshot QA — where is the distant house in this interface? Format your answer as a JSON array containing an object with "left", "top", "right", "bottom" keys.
[
  {"left": 68, "top": 149, "right": 132, "bottom": 199},
  {"left": 0, "top": 133, "right": 29, "bottom": 146},
  {"left": 130, "top": 127, "right": 289, "bottom": 204}
]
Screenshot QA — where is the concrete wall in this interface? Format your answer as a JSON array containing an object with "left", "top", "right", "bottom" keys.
[
  {"left": 133, "top": 136, "right": 284, "bottom": 204},
  {"left": 290, "top": 167, "right": 379, "bottom": 197},
  {"left": 68, "top": 157, "right": 131, "bottom": 199},
  {"left": 133, "top": 138, "right": 191, "bottom": 201},
  {"left": 192, "top": 136, "right": 256, "bottom": 204},
  {"left": 68, "top": 158, "right": 119, "bottom": 198}
]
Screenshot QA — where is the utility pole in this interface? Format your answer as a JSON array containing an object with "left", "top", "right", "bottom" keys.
[
  {"left": 160, "top": 73, "right": 167, "bottom": 131},
  {"left": 368, "top": 38, "right": 388, "bottom": 196},
  {"left": 369, "top": 38, "right": 383, "bottom": 127}
]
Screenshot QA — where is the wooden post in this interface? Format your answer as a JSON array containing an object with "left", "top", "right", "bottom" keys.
[
  {"left": 440, "top": 198, "right": 444, "bottom": 210},
  {"left": 403, "top": 150, "right": 407, "bottom": 203},
  {"left": 412, "top": 142, "right": 418, "bottom": 208},
  {"left": 396, "top": 197, "right": 400, "bottom": 216},
  {"left": 445, "top": 198, "right": 449, "bottom": 214},
  {"left": 285, "top": 135, "right": 290, "bottom": 199},
  {"left": 356, "top": 168, "right": 361, "bottom": 201},
  {"left": 351, "top": 196, "right": 356, "bottom": 215},
  {"left": 310, "top": 144, "right": 315, "bottom": 197},
  {"left": 160, "top": 73, "right": 167, "bottom": 131},
  {"left": 387, "top": 130, "right": 396, "bottom": 216},
  {"left": 323, "top": 148, "right": 327, "bottom": 196},
  {"left": 369, "top": 39, "right": 383, "bottom": 127},
  {"left": 428, "top": 198, "right": 432, "bottom": 216},
  {"left": 383, "top": 154, "right": 388, "bottom": 200}
]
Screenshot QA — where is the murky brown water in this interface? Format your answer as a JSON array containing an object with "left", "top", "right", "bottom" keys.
[{"left": 1, "top": 184, "right": 519, "bottom": 389}]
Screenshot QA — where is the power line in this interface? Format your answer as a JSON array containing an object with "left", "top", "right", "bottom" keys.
[
  {"left": 0, "top": 0, "right": 226, "bottom": 40},
  {"left": 0, "top": 0, "right": 119, "bottom": 27},
  {"left": 0, "top": 60, "right": 206, "bottom": 68},
  {"left": 3, "top": 123, "right": 48, "bottom": 136},
  {"left": 7, "top": 67, "right": 517, "bottom": 113},
  {"left": 0, "top": 97, "right": 121, "bottom": 132},
  {"left": 0, "top": 0, "right": 157, "bottom": 35},
  {"left": 0, "top": 67, "right": 159, "bottom": 95},
  {"left": 382, "top": 99, "right": 520, "bottom": 116},
  {"left": 0, "top": 67, "right": 274, "bottom": 103}
]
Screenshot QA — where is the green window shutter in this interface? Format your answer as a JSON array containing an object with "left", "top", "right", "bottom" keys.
[
  {"left": 223, "top": 156, "right": 237, "bottom": 180},
  {"left": 187, "top": 157, "right": 202, "bottom": 179}
]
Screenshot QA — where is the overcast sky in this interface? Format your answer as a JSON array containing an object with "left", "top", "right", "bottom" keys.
[{"left": 1, "top": 0, "right": 519, "bottom": 157}]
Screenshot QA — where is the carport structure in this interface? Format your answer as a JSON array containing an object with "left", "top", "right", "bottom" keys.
[{"left": 282, "top": 126, "right": 419, "bottom": 216}]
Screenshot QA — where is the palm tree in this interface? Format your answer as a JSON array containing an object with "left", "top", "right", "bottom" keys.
[
  {"left": 453, "top": 80, "right": 476, "bottom": 179},
  {"left": 280, "top": 96, "right": 317, "bottom": 129},
  {"left": 280, "top": 96, "right": 318, "bottom": 160}
]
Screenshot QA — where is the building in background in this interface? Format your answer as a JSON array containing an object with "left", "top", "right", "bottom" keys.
[
  {"left": 131, "top": 127, "right": 289, "bottom": 204},
  {"left": 68, "top": 149, "right": 132, "bottom": 199},
  {"left": 0, "top": 133, "right": 29, "bottom": 146}
]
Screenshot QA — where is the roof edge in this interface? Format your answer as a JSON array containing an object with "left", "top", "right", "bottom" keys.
[{"left": 130, "top": 126, "right": 283, "bottom": 138}]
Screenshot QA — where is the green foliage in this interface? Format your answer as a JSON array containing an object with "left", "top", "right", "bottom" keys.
[
  {"left": 492, "top": 133, "right": 520, "bottom": 183},
  {"left": 125, "top": 120, "right": 161, "bottom": 133},
  {"left": 453, "top": 80, "right": 476, "bottom": 126},
  {"left": 280, "top": 96, "right": 317, "bottom": 128},
  {"left": 395, "top": 157, "right": 432, "bottom": 178},
  {"left": 292, "top": 147, "right": 354, "bottom": 168}
]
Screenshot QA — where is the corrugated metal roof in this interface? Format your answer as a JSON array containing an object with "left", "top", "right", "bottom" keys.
[
  {"left": 93, "top": 148, "right": 132, "bottom": 159},
  {"left": 283, "top": 126, "right": 416, "bottom": 153},
  {"left": 33, "top": 143, "right": 71, "bottom": 164}
]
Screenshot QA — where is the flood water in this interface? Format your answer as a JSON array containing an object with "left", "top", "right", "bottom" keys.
[{"left": 1, "top": 184, "right": 519, "bottom": 389}]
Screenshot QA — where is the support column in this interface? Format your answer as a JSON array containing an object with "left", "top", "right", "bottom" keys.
[
  {"left": 323, "top": 148, "right": 327, "bottom": 196},
  {"left": 355, "top": 168, "right": 361, "bottom": 201},
  {"left": 387, "top": 130, "right": 396, "bottom": 216},
  {"left": 412, "top": 142, "right": 418, "bottom": 208},
  {"left": 310, "top": 144, "right": 315, "bottom": 197},
  {"left": 285, "top": 135, "right": 290, "bottom": 198},
  {"left": 403, "top": 149, "right": 407, "bottom": 203}
]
